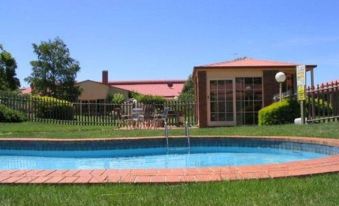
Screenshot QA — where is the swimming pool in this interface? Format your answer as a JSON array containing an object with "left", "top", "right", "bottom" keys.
[{"left": 1, "top": 137, "right": 338, "bottom": 170}]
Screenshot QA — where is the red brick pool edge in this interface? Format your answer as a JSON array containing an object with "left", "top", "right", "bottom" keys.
[{"left": 0, "top": 136, "right": 339, "bottom": 184}]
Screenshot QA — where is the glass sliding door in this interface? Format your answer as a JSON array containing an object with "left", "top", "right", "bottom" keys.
[
  {"left": 209, "top": 80, "right": 234, "bottom": 124},
  {"left": 236, "top": 77, "right": 263, "bottom": 125}
]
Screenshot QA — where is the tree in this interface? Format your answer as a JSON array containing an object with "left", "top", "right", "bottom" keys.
[
  {"left": 25, "top": 38, "right": 81, "bottom": 101},
  {"left": 178, "top": 75, "right": 195, "bottom": 101},
  {"left": 0, "top": 44, "right": 20, "bottom": 91}
]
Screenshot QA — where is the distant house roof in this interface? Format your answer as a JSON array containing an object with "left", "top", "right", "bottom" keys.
[
  {"left": 19, "top": 80, "right": 185, "bottom": 99},
  {"left": 108, "top": 80, "right": 185, "bottom": 99},
  {"left": 20, "top": 87, "right": 32, "bottom": 94},
  {"left": 194, "top": 57, "right": 317, "bottom": 75},
  {"left": 77, "top": 80, "right": 111, "bottom": 87}
]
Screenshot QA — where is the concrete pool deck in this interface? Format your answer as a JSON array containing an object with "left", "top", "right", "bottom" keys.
[{"left": 0, "top": 136, "right": 339, "bottom": 184}]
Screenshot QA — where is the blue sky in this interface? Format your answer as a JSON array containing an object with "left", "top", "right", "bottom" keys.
[{"left": 1, "top": 0, "right": 339, "bottom": 87}]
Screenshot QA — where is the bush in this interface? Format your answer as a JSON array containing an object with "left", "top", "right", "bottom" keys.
[
  {"left": 130, "top": 92, "right": 166, "bottom": 105},
  {"left": 0, "top": 104, "right": 27, "bottom": 122},
  {"left": 128, "top": 92, "right": 166, "bottom": 115},
  {"left": 33, "top": 96, "right": 74, "bottom": 120},
  {"left": 178, "top": 92, "right": 195, "bottom": 102},
  {"left": 111, "top": 93, "right": 125, "bottom": 105},
  {"left": 139, "top": 95, "right": 166, "bottom": 105},
  {"left": 178, "top": 75, "right": 195, "bottom": 101},
  {"left": 258, "top": 99, "right": 300, "bottom": 126}
]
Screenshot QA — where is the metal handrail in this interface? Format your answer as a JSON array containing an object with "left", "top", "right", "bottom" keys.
[
  {"left": 164, "top": 121, "right": 169, "bottom": 149},
  {"left": 185, "top": 121, "right": 191, "bottom": 148}
]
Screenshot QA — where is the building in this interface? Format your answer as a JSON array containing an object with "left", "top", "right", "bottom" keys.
[
  {"left": 77, "top": 70, "right": 185, "bottom": 102},
  {"left": 76, "top": 79, "right": 129, "bottom": 102},
  {"left": 193, "top": 57, "right": 317, "bottom": 127}
]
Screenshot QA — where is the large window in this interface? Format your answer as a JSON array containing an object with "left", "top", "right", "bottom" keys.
[
  {"left": 236, "top": 77, "right": 262, "bottom": 125},
  {"left": 210, "top": 80, "right": 234, "bottom": 122}
]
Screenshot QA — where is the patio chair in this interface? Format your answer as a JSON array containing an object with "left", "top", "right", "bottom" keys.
[
  {"left": 129, "top": 107, "right": 145, "bottom": 129},
  {"left": 143, "top": 105, "right": 156, "bottom": 129},
  {"left": 152, "top": 107, "right": 169, "bottom": 129}
]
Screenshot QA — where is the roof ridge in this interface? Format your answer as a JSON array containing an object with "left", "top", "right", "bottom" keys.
[
  {"left": 200, "top": 56, "right": 251, "bottom": 67},
  {"left": 232, "top": 56, "right": 249, "bottom": 62},
  {"left": 108, "top": 80, "right": 185, "bottom": 85},
  {"left": 195, "top": 56, "right": 309, "bottom": 68}
]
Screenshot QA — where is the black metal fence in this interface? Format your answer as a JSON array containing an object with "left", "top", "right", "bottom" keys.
[
  {"left": 306, "top": 81, "right": 339, "bottom": 123},
  {"left": 0, "top": 92, "right": 196, "bottom": 127}
]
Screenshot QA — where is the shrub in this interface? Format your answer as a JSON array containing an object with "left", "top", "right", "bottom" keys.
[
  {"left": 128, "top": 92, "right": 167, "bottom": 115},
  {"left": 0, "top": 104, "right": 27, "bottom": 122},
  {"left": 130, "top": 92, "right": 166, "bottom": 106},
  {"left": 258, "top": 99, "right": 300, "bottom": 126},
  {"left": 139, "top": 95, "right": 166, "bottom": 105},
  {"left": 33, "top": 96, "right": 74, "bottom": 120},
  {"left": 178, "top": 75, "right": 195, "bottom": 101},
  {"left": 178, "top": 92, "right": 195, "bottom": 102},
  {"left": 129, "top": 92, "right": 143, "bottom": 101},
  {"left": 111, "top": 93, "right": 125, "bottom": 105}
]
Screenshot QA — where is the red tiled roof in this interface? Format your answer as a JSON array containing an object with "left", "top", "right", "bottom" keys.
[
  {"left": 20, "top": 87, "right": 32, "bottom": 94},
  {"left": 108, "top": 80, "right": 185, "bottom": 98},
  {"left": 108, "top": 80, "right": 185, "bottom": 85},
  {"left": 196, "top": 57, "right": 316, "bottom": 68}
]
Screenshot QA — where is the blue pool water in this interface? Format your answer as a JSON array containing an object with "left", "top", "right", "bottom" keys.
[{"left": 0, "top": 145, "right": 332, "bottom": 170}]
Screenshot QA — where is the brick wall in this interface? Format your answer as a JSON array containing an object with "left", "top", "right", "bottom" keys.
[
  {"left": 197, "top": 71, "right": 208, "bottom": 127},
  {"left": 102, "top": 70, "right": 108, "bottom": 85}
]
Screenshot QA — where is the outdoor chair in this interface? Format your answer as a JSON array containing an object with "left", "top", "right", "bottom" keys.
[
  {"left": 128, "top": 107, "right": 145, "bottom": 129},
  {"left": 152, "top": 107, "right": 169, "bottom": 129},
  {"left": 143, "top": 105, "right": 156, "bottom": 129}
]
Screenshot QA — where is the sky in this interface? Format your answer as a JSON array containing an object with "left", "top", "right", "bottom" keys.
[{"left": 1, "top": 0, "right": 339, "bottom": 87}]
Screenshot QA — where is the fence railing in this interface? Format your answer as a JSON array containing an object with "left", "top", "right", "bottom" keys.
[
  {"left": 306, "top": 81, "right": 339, "bottom": 123},
  {"left": 0, "top": 92, "right": 196, "bottom": 127}
]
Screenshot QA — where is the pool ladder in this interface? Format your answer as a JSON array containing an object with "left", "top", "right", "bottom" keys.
[
  {"left": 184, "top": 121, "right": 191, "bottom": 148},
  {"left": 164, "top": 121, "right": 191, "bottom": 149},
  {"left": 164, "top": 121, "right": 169, "bottom": 149}
]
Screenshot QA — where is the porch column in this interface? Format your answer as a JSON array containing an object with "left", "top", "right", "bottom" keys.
[
  {"left": 310, "top": 68, "right": 315, "bottom": 119},
  {"left": 197, "top": 71, "right": 208, "bottom": 127}
]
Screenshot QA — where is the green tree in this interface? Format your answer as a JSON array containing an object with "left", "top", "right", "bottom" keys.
[
  {"left": 25, "top": 38, "right": 81, "bottom": 101},
  {"left": 0, "top": 44, "right": 20, "bottom": 91},
  {"left": 178, "top": 75, "right": 195, "bottom": 101}
]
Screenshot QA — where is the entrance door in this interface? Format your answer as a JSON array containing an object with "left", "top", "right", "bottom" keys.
[{"left": 208, "top": 79, "right": 235, "bottom": 126}]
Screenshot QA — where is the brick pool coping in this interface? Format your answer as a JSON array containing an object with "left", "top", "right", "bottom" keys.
[{"left": 0, "top": 136, "right": 339, "bottom": 184}]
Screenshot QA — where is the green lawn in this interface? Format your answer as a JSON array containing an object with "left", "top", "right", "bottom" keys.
[
  {"left": 0, "top": 174, "right": 339, "bottom": 206},
  {"left": 0, "top": 122, "right": 339, "bottom": 206},
  {"left": 1, "top": 121, "right": 339, "bottom": 139}
]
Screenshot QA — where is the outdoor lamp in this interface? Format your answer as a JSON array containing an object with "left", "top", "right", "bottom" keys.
[{"left": 275, "top": 72, "right": 286, "bottom": 101}]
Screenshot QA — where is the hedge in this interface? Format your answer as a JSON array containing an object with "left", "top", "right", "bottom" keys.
[
  {"left": 258, "top": 99, "right": 300, "bottom": 126},
  {"left": 33, "top": 96, "right": 74, "bottom": 120},
  {"left": 0, "top": 104, "right": 27, "bottom": 122}
]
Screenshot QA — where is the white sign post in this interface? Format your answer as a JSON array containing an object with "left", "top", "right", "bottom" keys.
[{"left": 296, "top": 65, "right": 306, "bottom": 124}]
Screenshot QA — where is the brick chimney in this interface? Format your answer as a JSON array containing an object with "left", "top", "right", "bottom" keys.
[{"left": 102, "top": 70, "right": 108, "bottom": 84}]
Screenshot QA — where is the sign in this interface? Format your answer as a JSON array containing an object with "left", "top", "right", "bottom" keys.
[{"left": 296, "top": 65, "right": 306, "bottom": 101}]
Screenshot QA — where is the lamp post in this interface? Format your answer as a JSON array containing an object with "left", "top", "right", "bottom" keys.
[{"left": 275, "top": 72, "right": 286, "bottom": 101}]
